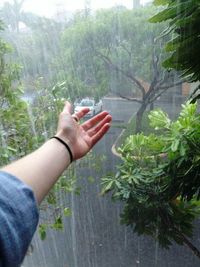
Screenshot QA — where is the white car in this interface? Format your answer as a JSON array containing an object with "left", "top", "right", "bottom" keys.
[{"left": 74, "top": 98, "right": 103, "bottom": 117}]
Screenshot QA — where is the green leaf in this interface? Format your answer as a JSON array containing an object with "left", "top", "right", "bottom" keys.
[
  {"left": 149, "top": 109, "right": 171, "bottom": 129},
  {"left": 46, "top": 192, "right": 57, "bottom": 205},
  {"left": 63, "top": 207, "right": 72, "bottom": 217},
  {"left": 101, "top": 179, "right": 115, "bottom": 195},
  {"left": 149, "top": 7, "right": 177, "bottom": 23},
  {"left": 39, "top": 224, "right": 47, "bottom": 240},
  {"left": 7, "top": 146, "right": 17, "bottom": 153},
  {"left": 51, "top": 216, "right": 63, "bottom": 230},
  {"left": 150, "top": 0, "right": 200, "bottom": 89},
  {"left": 171, "top": 139, "right": 179, "bottom": 152},
  {"left": 153, "top": 0, "right": 170, "bottom": 6}
]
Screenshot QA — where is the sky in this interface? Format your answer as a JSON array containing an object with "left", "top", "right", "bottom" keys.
[{"left": 0, "top": 0, "right": 152, "bottom": 17}]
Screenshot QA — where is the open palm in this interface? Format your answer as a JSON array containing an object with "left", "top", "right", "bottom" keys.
[{"left": 56, "top": 102, "right": 112, "bottom": 160}]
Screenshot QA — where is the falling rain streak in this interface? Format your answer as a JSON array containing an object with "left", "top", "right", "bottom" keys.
[{"left": 1, "top": 0, "right": 200, "bottom": 266}]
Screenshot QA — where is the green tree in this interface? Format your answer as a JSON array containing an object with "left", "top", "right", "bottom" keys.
[
  {"left": 0, "top": 21, "right": 37, "bottom": 165},
  {"left": 0, "top": 22, "right": 78, "bottom": 238},
  {"left": 102, "top": 102, "right": 200, "bottom": 258},
  {"left": 6, "top": 17, "right": 62, "bottom": 76},
  {"left": 150, "top": 0, "right": 200, "bottom": 101},
  {"left": 102, "top": 1, "right": 200, "bottom": 258},
  {"left": 0, "top": 0, "right": 26, "bottom": 33},
  {"left": 0, "top": 1, "right": 63, "bottom": 78},
  {"left": 62, "top": 7, "right": 183, "bottom": 132}
]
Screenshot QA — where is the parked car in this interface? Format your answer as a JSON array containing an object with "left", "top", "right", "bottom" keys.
[{"left": 74, "top": 98, "right": 103, "bottom": 116}]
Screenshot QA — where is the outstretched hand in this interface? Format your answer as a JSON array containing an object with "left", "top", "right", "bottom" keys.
[{"left": 56, "top": 101, "right": 112, "bottom": 160}]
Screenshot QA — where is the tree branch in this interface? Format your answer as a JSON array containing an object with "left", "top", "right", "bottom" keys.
[
  {"left": 110, "top": 91, "right": 143, "bottom": 103},
  {"left": 159, "top": 81, "right": 183, "bottom": 91},
  {"left": 149, "top": 86, "right": 171, "bottom": 104},
  {"left": 96, "top": 51, "right": 146, "bottom": 97},
  {"left": 148, "top": 81, "right": 183, "bottom": 104},
  {"left": 120, "top": 43, "right": 132, "bottom": 72}
]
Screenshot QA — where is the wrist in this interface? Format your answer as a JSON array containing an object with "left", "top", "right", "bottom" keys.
[
  {"left": 55, "top": 130, "right": 71, "bottom": 144},
  {"left": 52, "top": 135, "right": 74, "bottom": 163},
  {"left": 48, "top": 138, "right": 72, "bottom": 164}
]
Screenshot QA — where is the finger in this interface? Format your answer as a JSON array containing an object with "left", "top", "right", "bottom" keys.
[
  {"left": 62, "top": 101, "right": 72, "bottom": 114},
  {"left": 91, "top": 123, "right": 111, "bottom": 147},
  {"left": 81, "top": 111, "right": 109, "bottom": 131},
  {"left": 87, "top": 115, "right": 112, "bottom": 137},
  {"left": 74, "top": 107, "right": 90, "bottom": 120}
]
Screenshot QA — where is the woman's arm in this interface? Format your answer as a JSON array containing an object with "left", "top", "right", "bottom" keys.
[{"left": 1, "top": 101, "right": 112, "bottom": 204}]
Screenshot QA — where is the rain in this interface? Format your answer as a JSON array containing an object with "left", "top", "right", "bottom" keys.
[{"left": 0, "top": 0, "right": 200, "bottom": 266}]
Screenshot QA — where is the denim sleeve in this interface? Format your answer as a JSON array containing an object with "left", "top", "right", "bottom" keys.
[{"left": 0, "top": 171, "right": 39, "bottom": 267}]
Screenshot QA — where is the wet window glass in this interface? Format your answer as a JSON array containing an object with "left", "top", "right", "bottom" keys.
[
  {"left": 80, "top": 100, "right": 94, "bottom": 106},
  {"left": 0, "top": 0, "right": 200, "bottom": 266}
]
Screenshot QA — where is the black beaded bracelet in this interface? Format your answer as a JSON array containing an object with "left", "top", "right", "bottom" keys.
[{"left": 50, "top": 136, "right": 73, "bottom": 163}]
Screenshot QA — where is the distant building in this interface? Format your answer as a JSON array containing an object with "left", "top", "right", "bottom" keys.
[{"left": 182, "top": 82, "right": 198, "bottom": 96}]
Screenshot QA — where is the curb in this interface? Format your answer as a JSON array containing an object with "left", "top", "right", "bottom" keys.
[{"left": 111, "top": 112, "right": 137, "bottom": 158}]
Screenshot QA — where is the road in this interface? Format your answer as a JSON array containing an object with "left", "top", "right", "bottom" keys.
[{"left": 23, "top": 98, "right": 200, "bottom": 267}]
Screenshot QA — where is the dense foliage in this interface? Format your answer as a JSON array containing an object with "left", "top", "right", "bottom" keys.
[
  {"left": 150, "top": 0, "right": 200, "bottom": 98},
  {"left": 0, "top": 21, "right": 36, "bottom": 164},
  {"left": 62, "top": 7, "right": 182, "bottom": 132},
  {"left": 102, "top": 102, "right": 200, "bottom": 255},
  {"left": 1, "top": 1, "right": 183, "bottom": 132},
  {"left": 101, "top": 0, "right": 200, "bottom": 257}
]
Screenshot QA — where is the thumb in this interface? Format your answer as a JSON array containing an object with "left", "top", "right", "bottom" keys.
[{"left": 62, "top": 101, "right": 72, "bottom": 114}]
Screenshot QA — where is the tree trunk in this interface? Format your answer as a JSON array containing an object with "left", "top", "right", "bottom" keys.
[
  {"left": 135, "top": 103, "right": 147, "bottom": 133},
  {"left": 149, "top": 102, "right": 154, "bottom": 111}
]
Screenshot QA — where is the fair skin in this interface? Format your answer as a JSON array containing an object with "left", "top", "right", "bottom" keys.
[{"left": 1, "top": 101, "right": 112, "bottom": 204}]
